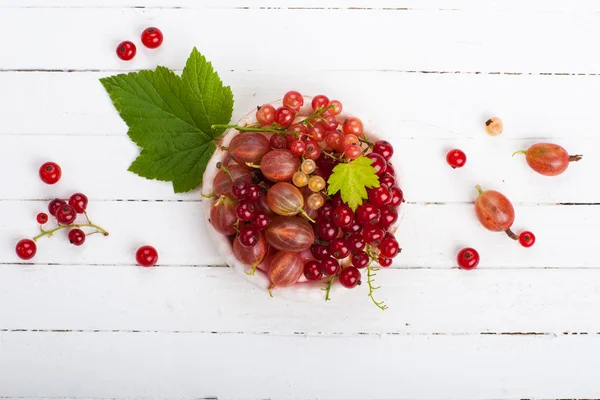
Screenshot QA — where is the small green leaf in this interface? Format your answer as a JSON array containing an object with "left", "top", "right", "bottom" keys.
[{"left": 327, "top": 156, "right": 380, "bottom": 211}]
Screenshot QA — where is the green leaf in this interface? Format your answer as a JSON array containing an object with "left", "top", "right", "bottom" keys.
[
  {"left": 327, "top": 156, "right": 380, "bottom": 211},
  {"left": 100, "top": 47, "right": 234, "bottom": 193}
]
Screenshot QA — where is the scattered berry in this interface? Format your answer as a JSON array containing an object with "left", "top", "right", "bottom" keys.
[
  {"left": 136, "top": 245, "right": 158, "bottom": 267},
  {"left": 116, "top": 41, "right": 136, "bottom": 61},
  {"left": 68, "top": 229, "right": 86, "bottom": 246},
  {"left": 457, "top": 248, "right": 479, "bottom": 270},
  {"left": 446, "top": 149, "right": 467, "bottom": 169},
  {"left": 519, "top": 231, "right": 536, "bottom": 248},
  {"left": 339, "top": 267, "right": 361, "bottom": 288},
  {"left": 69, "top": 193, "right": 88, "bottom": 214},
  {"left": 141, "top": 27, "right": 163, "bottom": 49},
  {"left": 55, "top": 204, "right": 77, "bottom": 225},
  {"left": 39, "top": 162, "right": 62, "bottom": 185},
  {"left": 16, "top": 239, "right": 37, "bottom": 260},
  {"left": 36, "top": 212, "right": 48, "bottom": 224},
  {"left": 48, "top": 198, "right": 66, "bottom": 216},
  {"left": 485, "top": 117, "right": 503, "bottom": 136}
]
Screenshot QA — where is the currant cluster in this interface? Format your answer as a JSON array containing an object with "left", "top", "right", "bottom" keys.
[
  {"left": 209, "top": 91, "right": 404, "bottom": 308},
  {"left": 116, "top": 27, "right": 163, "bottom": 61}
]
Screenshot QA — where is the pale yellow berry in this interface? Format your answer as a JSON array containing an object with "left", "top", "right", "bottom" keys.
[
  {"left": 292, "top": 171, "right": 308, "bottom": 187},
  {"left": 301, "top": 159, "right": 317, "bottom": 175},
  {"left": 307, "top": 193, "right": 325, "bottom": 210},
  {"left": 308, "top": 175, "right": 326, "bottom": 192},
  {"left": 485, "top": 117, "right": 503, "bottom": 136}
]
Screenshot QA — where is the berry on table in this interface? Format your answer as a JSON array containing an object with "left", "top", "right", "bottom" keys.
[
  {"left": 304, "top": 260, "right": 323, "bottom": 281},
  {"left": 457, "top": 248, "right": 479, "bottom": 270},
  {"left": 136, "top": 245, "right": 158, "bottom": 267},
  {"left": 116, "top": 41, "right": 136, "bottom": 61},
  {"left": 69, "top": 193, "right": 88, "bottom": 214},
  {"left": 141, "top": 27, "right": 163, "bottom": 49},
  {"left": 68, "top": 229, "right": 86, "bottom": 246},
  {"left": 48, "top": 198, "right": 66, "bottom": 216},
  {"left": 339, "top": 267, "right": 361, "bottom": 288},
  {"left": 446, "top": 149, "right": 467, "bottom": 169},
  {"left": 16, "top": 239, "right": 37, "bottom": 260},
  {"left": 257, "top": 104, "right": 276, "bottom": 125},
  {"left": 485, "top": 117, "right": 503, "bottom": 136},
  {"left": 36, "top": 212, "right": 48, "bottom": 224},
  {"left": 519, "top": 231, "right": 536, "bottom": 248},
  {"left": 39, "top": 162, "right": 62, "bottom": 185},
  {"left": 55, "top": 204, "right": 77, "bottom": 225}
]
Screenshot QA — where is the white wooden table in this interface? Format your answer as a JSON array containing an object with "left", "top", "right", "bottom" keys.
[{"left": 1, "top": 1, "right": 599, "bottom": 398}]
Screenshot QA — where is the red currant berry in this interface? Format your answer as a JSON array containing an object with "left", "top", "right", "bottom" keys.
[
  {"left": 304, "top": 260, "right": 322, "bottom": 281},
  {"left": 373, "top": 140, "right": 394, "bottom": 161},
  {"left": 68, "top": 229, "right": 86, "bottom": 246},
  {"left": 344, "top": 145, "right": 362, "bottom": 160},
  {"left": 519, "top": 231, "right": 536, "bottom": 248},
  {"left": 356, "top": 202, "right": 381, "bottom": 226},
  {"left": 246, "top": 184, "right": 261, "bottom": 202},
  {"left": 379, "top": 173, "right": 395, "bottom": 188},
  {"left": 347, "top": 233, "right": 366, "bottom": 253},
  {"left": 274, "top": 106, "right": 295, "bottom": 127},
  {"left": 55, "top": 204, "right": 77, "bottom": 225},
  {"left": 378, "top": 256, "right": 393, "bottom": 267},
  {"left": 289, "top": 140, "right": 306, "bottom": 156},
  {"left": 363, "top": 225, "right": 385, "bottom": 245},
  {"left": 367, "top": 185, "right": 391, "bottom": 207},
  {"left": 446, "top": 149, "right": 467, "bottom": 169},
  {"left": 311, "top": 244, "right": 331, "bottom": 261},
  {"left": 318, "top": 203, "right": 334, "bottom": 221},
  {"left": 457, "top": 248, "right": 479, "bottom": 270},
  {"left": 342, "top": 218, "right": 362, "bottom": 234},
  {"left": 39, "top": 162, "right": 61, "bottom": 185},
  {"left": 386, "top": 162, "right": 396, "bottom": 176},
  {"left": 270, "top": 133, "right": 286, "bottom": 149},
  {"left": 351, "top": 252, "right": 370, "bottom": 269},
  {"left": 257, "top": 104, "right": 276, "bottom": 125},
  {"left": 231, "top": 180, "right": 250, "bottom": 199},
  {"left": 379, "top": 237, "right": 400, "bottom": 258},
  {"left": 344, "top": 134, "right": 360, "bottom": 147},
  {"left": 16, "top": 239, "right": 36, "bottom": 260},
  {"left": 327, "top": 100, "right": 343, "bottom": 115},
  {"left": 68, "top": 193, "right": 88, "bottom": 214},
  {"left": 323, "top": 115, "right": 339, "bottom": 130},
  {"left": 332, "top": 205, "right": 353, "bottom": 228},
  {"left": 330, "top": 193, "right": 344, "bottom": 208},
  {"left": 141, "top": 27, "right": 163, "bottom": 49},
  {"left": 136, "top": 245, "right": 158, "bottom": 267},
  {"left": 389, "top": 186, "right": 404, "bottom": 207},
  {"left": 311, "top": 95, "right": 329, "bottom": 110},
  {"left": 288, "top": 123, "right": 309, "bottom": 136},
  {"left": 307, "top": 124, "right": 326, "bottom": 142},
  {"left": 320, "top": 257, "right": 340, "bottom": 276},
  {"left": 283, "top": 90, "right": 304, "bottom": 111},
  {"left": 116, "top": 41, "right": 136, "bottom": 61},
  {"left": 315, "top": 221, "right": 339, "bottom": 241},
  {"left": 342, "top": 117, "right": 364, "bottom": 136},
  {"left": 304, "top": 140, "right": 322, "bottom": 160},
  {"left": 235, "top": 200, "right": 257, "bottom": 221},
  {"left": 329, "top": 238, "right": 350, "bottom": 259},
  {"left": 48, "top": 198, "right": 66, "bottom": 216},
  {"left": 325, "top": 131, "right": 345, "bottom": 152},
  {"left": 238, "top": 226, "right": 259, "bottom": 247},
  {"left": 379, "top": 206, "right": 399, "bottom": 229},
  {"left": 339, "top": 266, "right": 361, "bottom": 288},
  {"left": 36, "top": 212, "right": 48, "bottom": 224},
  {"left": 251, "top": 211, "right": 270, "bottom": 231},
  {"left": 366, "top": 153, "right": 387, "bottom": 175}
]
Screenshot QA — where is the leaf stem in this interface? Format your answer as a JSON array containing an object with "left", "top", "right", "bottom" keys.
[
  {"left": 212, "top": 124, "right": 284, "bottom": 135},
  {"left": 33, "top": 223, "right": 109, "bottom": 242}
]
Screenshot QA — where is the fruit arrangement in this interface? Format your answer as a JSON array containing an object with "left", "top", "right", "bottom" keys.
[{"left": 202, "top": 93, "right": 403, "bottom": 308}]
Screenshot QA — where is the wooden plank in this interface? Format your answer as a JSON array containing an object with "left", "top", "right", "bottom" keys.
[
  {"left": 1, "top": 201, "right": 597, "bottom": 268},
  {"left": 0, "top": 331, "right": 597, "bottom": 399},
  {"left": 0, "top": 8, "right": 599, "bottom": 72}
]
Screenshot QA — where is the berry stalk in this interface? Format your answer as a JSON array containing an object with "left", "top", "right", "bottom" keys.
[{"left": 33, "top": 222, "right": 109, "bottom": 241}]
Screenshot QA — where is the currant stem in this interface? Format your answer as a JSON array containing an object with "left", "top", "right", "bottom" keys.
[
  {"left": 569, "top": 154, "right": 583, "bottom": 162},
  {"left": 298, "top": 104, "right": 334, "bottom": 126},
  {"left": 512, "top": 150, "right": 527, "bottom": 157},
  {"left": 475, "top": 185, "right": 484, "bottom": 196},
  {"left": 322, "top": 276, "right": 335, "bottom": 301},
  {"left": 366, "top": 263, "right": 388, "bottom": 311},
  {"left": 212, "top": 124, "right": 284, "bottom": 135},
  {"left": 33, "top": 222, "right": 109, "bottom": 242},
  {"left": 505, "top": 228, "right": 518, "bottom": 241}
]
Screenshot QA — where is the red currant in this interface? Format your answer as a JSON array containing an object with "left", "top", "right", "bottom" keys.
[
  {"left": 246, "top": 184, "right": 261, "bottom": 202},
  {"left": 136, "top": 245, "right": 158, "bottom": 267},
  {"left": 307, "top": 124, "right": 326, "bottom": 142},
  {"left": 327, "top": 100, "right": 343, "bottom": 115},
  {"left": 379, "top": 206, "right": 399, "bottom": 229},
  {"left": 68, "top": 229, "right": 86, "bottom": 246},
  {"left": 56, "top": 204, "right": 77, "bottom": 225},
  {"left": 270, "top": 133, "right": 286, "bottom": 149},
  {"left": 315, "top": 221, "right": 339, "bottom": 241},
  {"left": 48, "top": 198, "right": 66, "bottom": 216},
  {"left": 257, "top": 104, "right": 276, "bottom": 125},
  {"left": 379, "top": 237, "right": 400, "bottom": 258},
  {"left": 323, "top": 115, "right": 339, "bottom": 130},
  {"left": 320, "top": 257, "right": 340, "bottom": 276},
  {"left": 274, "top": 106, "right": 295, "bottom": 127},
  {"left": 251, "top": 211, "right": 270, "bottom": 230},
  {"left": 332, "top": 205, "right": 353, "bottom": 228},
  {"left": 318, "top": 203, "right": 334, "bottom": 221},
  {"left": 289, "top": 140, "right": 306, "bottom": 156},
  {"left": 311, "top": 244, "right": 331, "bottom": 261},
  {"left": 330, "top": 193, "right": 344, "bottom": 208},
  {"left": 238, "top": 226, "right": 259, "bottom": 247},
  {"left": 347, "top": 233, "right": 366, "bottom": 253},
  {"left": 231, "top": 180, "right": 251, "bottom": 199},
  {"left": 342, "top": 117, "right": 363, "bottom": 136},
  {"left": 325, "top": 131, "right": 345, "bottom": 152},
  {"left": 36, "top": 212, "right": 48, "bottom": 224},
  {"left": 366, "top": 153, "right": 387, "bottom": 176},
  {"left": 311, "top": 95, "right": 329, "bottom": 111},
  {"left": 519, "top": 231, "right": 536, "bottom": 248},
  {"left": 457, "top": 248, "right": 479, "bottom": 270},
  {"left": 288, "top": 123, "right": 309, "bottom": 136},
  {"left": 235, "top": 200, "right": 257, "bottom": 221},
  {"left": 68, "top": 193, "right": 88, "bottom": 214},
  {"left": 342, "top": 218, "right": 362, "bottom": 234},
  {"left": 378, "top": 256, "right": 392, "bottom": 267},
  {"left": 39, "top": 162, "right": 61, "bottom": 185},
  {"left": 339, "top": 266, "right": 361, "bottom": 288},
  {"left": 344, "top": 134, "right": 359, "bottom": 147},
  {"left": 389, "top": 186, "right": 404, "bottom": 207},
  {"left": 283, "top": 90, "right": 304, "bottom": 111},
  {"left": 141, "top": 27, "right": 163, "bottom": 49},
  {"left": 116, "top": 41, "right": 136, "bottom": 61},
  {"left": 379, "top": 173, "right": 395, "bottom": 188},
  {"left": 304, "top": 260, "right": 323, "bottom": 281},
  {"left": 373, "top": 140, "right": 394, "bottom": 160},
  {"left": 304, "top": 140, "right": 321, "bottom": 160},
  {"left": 344, "top": 145, "right": 362, "bottom": 160},
  {"left": 356, "top": 202, "right": 381, "bottom": 226},
  {"left": 329, "top": 238, "right": 350, "bottom": 259},
  {"left": 363, "top": 225, "right": 385, "bottom": 245},
  {"left": 386, "top": 162, "right": 396, "bottom": 176},
  {"left": 446, "top": 149, "right": 467, "bottom": 169},
  {"left": 16, "top": 239, "right": 36, "bottom": 260},
  {"left": 367, "top": 185, "right": 391, "bottom": 207},
  {"left": 351, "top": 252, "right": 369, "bottom": 268}
]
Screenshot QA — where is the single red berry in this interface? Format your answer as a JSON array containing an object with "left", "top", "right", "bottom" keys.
[
  {"left": 289, "top": 140, "right": 306, "bottom": 156},
  {"left": 318, "top": 203, "right": 334, "bottom": 221},
  {"left": 270, "top": 133, "right": 287, "bottom": 149},
  {"left": 373, "top": 140, "right": 394, "bottom": 160},
  {"left": 39, "top": 162, "right": 62, "bottom": 185},
  {"left": 311, "top": 95, "right": 329, "bottom": 111},
  {"left": 238, "top": 226, "right": 259, "bottom": 247},
  {"left": 55, "top": 204, "right": 77, "bottom": 225},
  {"left": 231, "top": 180, "right": 251, "bottom": 199},
  {"left": 378, "top": 256, "right": 393, "bottom": 267},
  {"left": 366, "top": 153, "right": 387, "bottom": 176},
  {"left": 446, "top": 149, "right": 467, "bottom": 169},
  {"left": 351, "top": 252, "right": 370, "bottom": 269},
  {"left": 283, "top": 90, "right": 304, "bottom": 111},
  {"left": 320, "top": 257, "right": 340, "bottom": 276},
  {"left": 380, "top": 237, "right": 400, "bottom": 259},
  {"left": 519, "top": 231, "right": 536, "bottom": 248},
  {"left": 68, "top": 229, "right": 86, "bottom": 246},
  {"left": 116, "top": 41, "right": 136, "bottom": 61},
  {"left": 311, "top": 244, "right": 331, "bottom": 261},
  {"left": 363, "top": 225, "right": 385, "bottom": 245},
  {"left": 304, "top": 260, "right": 323, "bottom": 281},
  {"left": 274, "top": 106, "right": 295, "bottom": 127},
  {"left": 339, "top": 266, "right": 361, "bottom": 288},
  {"left": 457, "top": 248, "right": 479, "bottom": 270},
  {"left": 327, "top": 100, "right": 343, "bottom": 115},
  {"left": 342, "top": 117, "right": 364, "bottom": 136},
  {"left": 330, "top": 193, "right": 344, "bottom": 208},
  {"left": 48, "top": 198, "right": 66, "bottom": 216},
  {"left": 304, "top": 140, "right": 321, "bottom": 160},
  {"left": 379, "top": 206, "right": 399, "bottom": 229},
  {"left": 307, "top": 124, "right": 326, "bottom": 142},
  {"left": 323, "top": 115, "right": 339, "bottom": 130},
  {"left": 386, "top": 162, "right": 396, "bottom": 176},
  {"left": 235, "top": 200, "right": 257, "bottom": 221},
  {"left": 329, "top": 238, "right": 350, "bottom": 259},
  {"left": 36, "top": 212, "right": 48, "bottom": 224},
  {"left": 379, "top": 173, "right": 395, "bottom": 188},
  {"left": 389, "top": 186, "right": 404, "bottom": 207},
  {"left": 315, "top": 221, "right": 339, "bottom": 241},
  {"left": 251, "top": 211, "right": 270, "bottom": 231},
  {"left": 257, "top": 104, "right": 276, "bottom": 125},
  {"left": 342, "top": 218, "right": 362, "bottom": 234},
  {"left": 136, "top": 245, "right": 158, "bottom": 267},
  {"left": 332, "top": 205, "right": 353, "bottom": 228},
  {"left": 16, "top": 239, "right": 37, "bottom": 260},
  {"left": 367, "top": 185, "right": 391, "bottom": 207},
  {"left": 69, "top": 193, "right": 88, "bottom": 214},
  {"left": 141, "top": 27, "right": 163, "bottom": 49},
  {"left": 356, "top": 202, "right": 381, "bottom": 226},
  {"left": 347, "top": 233, "right": 366, "bottom": 253}
]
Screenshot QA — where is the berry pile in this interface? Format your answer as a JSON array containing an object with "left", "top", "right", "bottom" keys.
[{"left": 208, "top": 92, "right": 404, "bottom": 308}]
